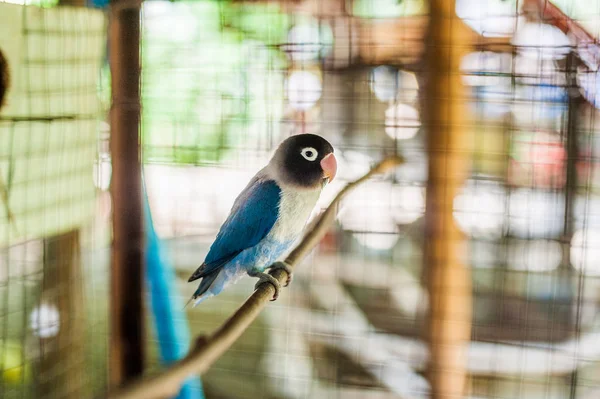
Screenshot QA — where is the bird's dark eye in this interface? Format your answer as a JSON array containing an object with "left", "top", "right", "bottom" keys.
[{"left": 300, "top": 147, "right": 318, "bottom": 161}]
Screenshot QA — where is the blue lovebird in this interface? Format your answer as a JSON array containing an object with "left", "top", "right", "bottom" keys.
[{"left": 188, "top": 134, "right": 337, "bottom": 306}]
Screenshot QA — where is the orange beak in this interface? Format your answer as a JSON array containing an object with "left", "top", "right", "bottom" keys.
[{"left": 320, "top": 153, "right": 337, "bottom": 182}]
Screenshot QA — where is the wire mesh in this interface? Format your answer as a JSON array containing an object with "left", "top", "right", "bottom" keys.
[
  {"left": 3, "top": 0, "right": 600, "bottom": 399},
  {"left": 140, "top": 1, "right": 600, "bottom": 398},
  {"left": 0, "top": 2, "right": 108, "bottom": 399}
]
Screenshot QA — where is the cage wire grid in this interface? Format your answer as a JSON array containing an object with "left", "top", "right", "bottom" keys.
[
  {"left": 2, "top": 0, "right": 600, "bottom": 399},
  {"left": 139, "top": 1, "right": 600, "bottom": 398},
  {"left": 0, "top": 2, "right": 108, "bottom": 399}
]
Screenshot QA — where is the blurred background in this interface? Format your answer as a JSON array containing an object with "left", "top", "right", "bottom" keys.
[{"left": 2, "top": 0, "right": 600, "bottom": 398}]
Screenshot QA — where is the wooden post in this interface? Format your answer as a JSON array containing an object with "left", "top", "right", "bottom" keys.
[
  {"left": 109, "top": 0, "right": 145, "bottom": 388},
  {"left": 38, "top": 230, "right": 86, "bottom": 398},
  {"left": 423, "top": 1, "right": 473, "bottom": 398},
  {"left": 57, "top": 0, "right": 86, "bottom": 7},
  {"left": 0, "top": 48, "right": 8, "bottom": 110}
]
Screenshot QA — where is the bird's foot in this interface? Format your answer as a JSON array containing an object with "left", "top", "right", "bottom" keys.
[
  {"left": 267, "top": 261, "right": 293, "bottom": 287},
  {"left": 249, "top": 270, "right": 282, "bottom": 301}
]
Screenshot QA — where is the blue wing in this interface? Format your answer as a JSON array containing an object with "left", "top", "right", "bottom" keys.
[{"left": 188, "top": 179, "right": 281, "bottom": 282}]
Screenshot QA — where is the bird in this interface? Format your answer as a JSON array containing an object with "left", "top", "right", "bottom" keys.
[{"left": 187, "top": 134, "right": 337, "bottom": 306}]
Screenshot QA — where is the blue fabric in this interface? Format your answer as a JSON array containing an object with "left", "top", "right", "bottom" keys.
[
  {"left": 200, "top": 179, "right": 281, "bottom": 276},
  {"left": 143, "top": 179, "right": 205, "bottom": 399},
  {"left": 89, "top": 0, "right": 109, "bottom": 8}
]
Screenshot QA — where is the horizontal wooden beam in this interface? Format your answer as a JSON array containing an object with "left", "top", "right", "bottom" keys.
[{"left": 236, "top": 0, "right": 597, "bottom": 69}]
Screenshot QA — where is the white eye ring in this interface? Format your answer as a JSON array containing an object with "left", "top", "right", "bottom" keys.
[{"left": 300, "top": 147, "right": 318, "bottom": 161}]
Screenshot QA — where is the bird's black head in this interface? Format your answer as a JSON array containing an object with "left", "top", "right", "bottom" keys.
[{"left": 271, "top": 134, "right": 337, "bottom": 190}]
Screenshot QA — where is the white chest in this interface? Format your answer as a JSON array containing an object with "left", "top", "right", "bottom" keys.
[{"left": 268, "top": 188, "right": 321, "bottom": 242}]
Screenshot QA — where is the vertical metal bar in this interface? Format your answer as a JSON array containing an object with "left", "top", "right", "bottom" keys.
[
  {"left": 109, "top": 0, "right": 145, "bottom": 388},
  {"left": 423, "top": 1, "right": 472, "bottom": 398},
  {"left": 564, "top": 53, "right": 582, "bottom": 399}
]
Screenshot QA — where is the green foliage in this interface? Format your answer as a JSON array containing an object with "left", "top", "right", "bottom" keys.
[
  {"left": 140, "top": 0, "right": 289, "bottom": 165},
  {"left": 353, "top": 0, "right": 427, "bottom": 18},
  {"left": 220, "top": 2, "right": 290, "bottom": 45},
  {"left": 35, "top": 0, "right": 58, "bottom": 7},
  {"left": 98, "top": 63, "right": 111, "bottom": 113},
  {"left": 10, "top": 0, "right": 60, "bottom": 7}
]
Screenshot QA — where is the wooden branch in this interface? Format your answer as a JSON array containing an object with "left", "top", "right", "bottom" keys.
[
  {"left": 524, "top": 0, "right": 596, "bottom": 44},
  {"left": 234, "top": 0, "right": 600, "bottom": 70},
  {"left": 524, "top": 0, "right": 600, "bottom": 70},
  {"left": 106, "top": 155, "right": 404, "bottom": 399}
]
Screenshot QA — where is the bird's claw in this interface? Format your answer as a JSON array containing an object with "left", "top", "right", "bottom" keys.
[
  {"left": 249, "top": 261, "right": 293, "bottom": 300},
  {"left": 268, "top": 261, "right": 293, "bottom": 287},
  {"left": 252, "top": 272, "right": 281, "bottom": 301}
]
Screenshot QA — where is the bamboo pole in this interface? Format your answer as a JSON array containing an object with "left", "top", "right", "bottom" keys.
[
  {"left": 106, "top": 156, "right": 403, "bottom": 399},
  {"left": 109, "top": 0, "right": 145, "bottom": 388},
  {"left": 423, "top": 1, "right": 473, "bottom": 398}
]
